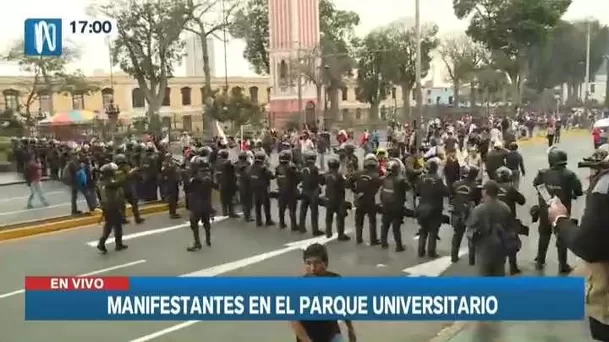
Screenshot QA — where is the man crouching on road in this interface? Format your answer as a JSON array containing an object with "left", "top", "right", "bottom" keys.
[{"left": 291, "top": 243, "right": 356, "bottom": 342}]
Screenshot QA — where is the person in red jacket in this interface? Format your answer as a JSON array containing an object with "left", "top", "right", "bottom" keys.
[
  {"left": 25, "top": 155, "right": 49, "bottom": 209},
  {"left": 592, "top": 128, "right": 602, "bottom": 149}
]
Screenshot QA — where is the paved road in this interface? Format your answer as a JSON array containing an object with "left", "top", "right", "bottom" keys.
[{"left": 0, "top": 134, "right": 594, "bottom": 342}]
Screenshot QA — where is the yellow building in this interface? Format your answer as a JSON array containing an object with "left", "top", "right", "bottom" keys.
[{"left": 0, "top": 72, "right": 411, "bottom": 130}]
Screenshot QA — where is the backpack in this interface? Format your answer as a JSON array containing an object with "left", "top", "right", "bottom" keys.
[
  {"left": 487, "top": 212, "right": 521, "bottom": 255},
  {"left": 99, "top": 182, "right": 123, "bottom": 210}
]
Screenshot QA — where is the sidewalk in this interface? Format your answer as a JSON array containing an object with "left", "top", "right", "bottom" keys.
[
  {"left": 446, "top": 321, "right": 592, "bottom": 342},
  {"left": 0, "top": 173, "right": 50, "bottom": 186}
]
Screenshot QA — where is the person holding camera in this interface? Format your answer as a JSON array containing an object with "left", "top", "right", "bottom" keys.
[{"left": 548, "top": 144, "right": 609, "bottom": 341}]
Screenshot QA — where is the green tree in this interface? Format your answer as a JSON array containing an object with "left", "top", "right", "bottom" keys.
[
  {"left": 94, "top": 0, "right": 191, "bottom": 133},
  {"left": 185, "top": 0, "right": 238, "bottom": 137},
  {"left": 454, "top": 0, "right": 570, "bottom": 107},
  {"left": 353, "top": 30, "right": 391, "bottom": 120},
  {"left": 229, "top": 0, "right": 269, "bottom": 75},
  {"left": 439, "top": 34, "right": 486, "bottom": 107},
  {"left": 380, "top": 22, "right": 438, "bottom": 118},
  {"left": 207, "top": 87, "right": 262, "bottom": 127},
  {"left": 2, "top": 41, "right": 97, "bottom": 124}
]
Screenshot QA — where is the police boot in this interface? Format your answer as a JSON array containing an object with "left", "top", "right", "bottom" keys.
[
  {"left": 96, "top": 240, "right": 108, "bottom": 254},
  {"left": 204, "top": 228, "right": 211, "bottom": 247},
  {"left": 426, "top": 232, "right": 439, "bottom": 258},
  {"left": 187, "top": 226, "right": 202, "bottom": 252},
  {"left": 509, "top": 253, "right": 521, "bottom": 275},
  {"left": 557, "top": 246, "right": 572, "bottom": 274}
]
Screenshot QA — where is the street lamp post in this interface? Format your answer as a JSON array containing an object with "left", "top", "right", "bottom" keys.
[
  {"left": 414, "top": 0, "right": 423, "bottom": 149},
  {"left": 105, "top": 100, "right": 120, "bottom": 139},
  {"left": 584, "top": 20, "right": 591, "bottom": 114}
]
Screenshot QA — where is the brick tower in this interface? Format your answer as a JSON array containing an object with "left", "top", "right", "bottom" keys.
[{"left": 267, "top": 0, "right": 320, "bottom": 129}]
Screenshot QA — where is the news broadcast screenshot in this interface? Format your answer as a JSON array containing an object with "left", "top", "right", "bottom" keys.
[{"left": 2, "top": 0, "right": 609, "bottom": 341}]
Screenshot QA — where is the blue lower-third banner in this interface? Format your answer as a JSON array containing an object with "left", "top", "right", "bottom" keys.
[{"left": 24, "top": 276, "right": 585, "bottom": 321}]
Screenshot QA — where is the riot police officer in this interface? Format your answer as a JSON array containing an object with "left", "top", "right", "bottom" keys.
[
  {"left": 215, "top": 149, "right": 239, "bottom": 218},
  {"left": 160, "top": 154, "right": 181, "bottom": 219},
  {"left": 185, "top": 157, "right": 214, "bottom": 251},
  {"left": 275, "top": 150, "right": 300, "bottom": 230},
  {"left": 234, "top": 151, "right": 253, "bottom": 222},
  {"left": 450, "top": 165, "right": 481, "bottom": 264},
  {"left": 379, "top": 160, "right": 409, "bottom": 252},
  {"left": 96, "top": 163, "right": 127, "bottom": 254},
  {"left": 496, "top": 166, "right": 526, "bottom": 274},
  {"left": 114, "top": 154, "right": 144, "bottom": 224},
  {"left": 299, "top": 151, "right": 323, "bottom": 236},
  {"left": 350, "top": 154, "right": 382, "bottom": 245},
  {"left": 321, "top": 158, "right": 350, "bottom": 240},
  {"left": 415, "top": 158, "right": 449, "bottom": 258},
  {"left": 505, "top": 142, "right": 525, "bottom": 189},
  {"left": 533, "top": 147, "right": 583, "bottom": 273},
  {"left": 249, "top": 151, "right": 275, "bottom": 227}
]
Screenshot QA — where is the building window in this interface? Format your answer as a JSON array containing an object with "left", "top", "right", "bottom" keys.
[
  {"left": 341, "top": 87, "right": 348, "bottom": 101},
  {"left": 38, "top": 91, "right": 52, "bottom": 112},
  {"left": 3, "top": 89, "right": 20, "bottom": 111},
  {"left": 132, "top": 88, "right": 145, "bottom": 108},
  {"left": 427, "top": 89, "right": 431, "bottom": 95},
  {"left": 412, "top": 91, "right": 416, "bottom": 100},
  {"left": 162, "top": 87, "right": 171, "bottom": 106},
  {"left": 72, "top": 92, "right": 85, "bottom": 110},
  {"left": 355, "top": 108, "right": 362, "bottom": 120},
  {"left": 249, "top": 86, "right": 259, "bottom": 103},
  {"left": 427, "top": 98, "right": 432, "bottom": 104},
  {"left": 590, "top": 84, "right": 596, "bottom": 94},
  {"left": 101, "top": 88, "right": 114, "bottom": 109},
  {"left": 448, "top": 96, "right": 454, "bottom": 105},
  {"left": 391, "top": 87, "right": 397, "bottom": 99},
  {"left": 181, "top": 87, "right": 192, "bottom": 106},
  {"left": 182, "top": 115, "right": 192, "bottom": 131},
  {"left": 161, "top": 116, "right": 172, "bottom": 128},
  {"left": 436, "top": 96, "right": 441, "bottom": 104}
]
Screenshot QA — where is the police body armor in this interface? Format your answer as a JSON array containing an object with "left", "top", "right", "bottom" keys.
[{"left": 276, "top": 163, "right": 299, "bottom": 195}]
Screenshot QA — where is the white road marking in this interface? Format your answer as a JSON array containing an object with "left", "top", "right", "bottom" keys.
[
  {"left": 85, "top": 216, "right": 230, "bottom": 247},
  {"left": 402, "top": 247, "right": 468, "bottom": 277},
  {"left": 0, "top": 190, "right": 65, "bottom": 203},
  {"left": 0, "top": 203, "right": 76, "bottom": 216},
  {"left": 128, "top": 232, "right": 349, "bottom": 342},
  {"left": 0, "top": 259, "right": 146, "bottom": 299}
]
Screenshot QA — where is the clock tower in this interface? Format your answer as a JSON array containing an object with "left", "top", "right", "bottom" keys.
[{"left": 267, "top": 0, "right": 320, "bottom": 129}]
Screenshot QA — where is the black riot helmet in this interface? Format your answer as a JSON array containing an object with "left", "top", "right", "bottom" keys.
[
  {"left": 363, "top": 154, "right": 379, "bottom": 169},
  {"left": 279, "top": 150, "right": 292, "bottom": 163},
  {"left": 508, "top": 142, "right": 518, "bottom": 151},
  {"left": 100, "top": 162, "right": 118, "bottom": 178},
  {"left": 327, "top": 158, "right": 340, "bottom": 170},
  {"left": 238, "top": 151, "right": 248, "bottom": 161},
  {"left": 199, "top": 146, "right": 213, "bottom": 157},
  {"left": 387, "top": 160, "right": 401, "bottom": 174},
  {"left": 218, "top": 149, "right": 230, "bottom": 159},
  {"left": 113, "top": 154, "right": 127, "bottom": 165},
  {"left": 344, "top": 143, "right": 355, "bottom": 154},
  {"left": 548, "top": 147, "right": 567, "bottom": 167},
  {"left": 304, "top": 150, "right": 317, "bottom": 163},
  {"left": 254, "top": 151, "right": 266, "bottom": 163},
  {"left": 495, "top": 166, "right": 512, "bottom": 183}
]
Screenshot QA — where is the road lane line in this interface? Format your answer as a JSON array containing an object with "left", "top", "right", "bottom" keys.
[
  {"left": 0, "top": 259, "right": 147, "bottom": 299},
  {"left": 0, "top": 190, "right": 65, "bottom": 203},
  {"left": 402, "top": 247, "right": 468, "bottom": 277},
  {"left": 85, "top": 216, "right": 230, "bottom": 247},
  {"left": 128, "top": 232, "right": 348, "bottom": 342}
]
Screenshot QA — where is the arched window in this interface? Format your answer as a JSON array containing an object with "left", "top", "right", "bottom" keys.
[
  {"left": 71, "top": 91, "right": 85, "bottom": 110},
  {"left": 2, "top": 89, "right": 20, "bottom": 111},
  {"left": 341, "top": 87, "right": 348, "bottom": 101},
  {"left": 180, "top": 87, "right": 192, "bottom": 106},
  {"left": 132, "top": 88, "right": 145, "bottom": 108},
  {"left": 249, "top": 86, "right": 259, "bottom": 102},
  {"left": 101, "top": 88, "right": 114, "bottom": 109},
  {"left": 37, "top": 90, "right": 52, "bottom": 113},
  {"left": 162, "top": 87, "right": 171, "bottom": 106},
  {"left": 279, "top": 60, "right": 288, "bottom": 87}
]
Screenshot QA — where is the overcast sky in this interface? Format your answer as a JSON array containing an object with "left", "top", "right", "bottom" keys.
[{"left": 0, "top": 0, "right": 607, "bottom": 79}]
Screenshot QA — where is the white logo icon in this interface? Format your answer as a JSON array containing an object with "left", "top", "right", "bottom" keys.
[{"left": 34, "top": 21, "right": 57, "bottom": 54}]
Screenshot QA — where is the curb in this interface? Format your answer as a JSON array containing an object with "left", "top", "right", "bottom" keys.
[
  {"left": 0, "top": 202, "right": 170, "bottom": 242},
  {"left": 427, "top": 322, "right": 468, "bottom": 342}
]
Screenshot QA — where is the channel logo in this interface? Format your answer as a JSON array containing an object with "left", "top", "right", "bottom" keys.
[{"left": 24, "top": 19, "right": 63, "bottom": 56}]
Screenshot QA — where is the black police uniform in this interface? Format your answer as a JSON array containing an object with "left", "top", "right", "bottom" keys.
[
  {"left": 96, "top": 163, "right": 127, "bottom": 254},
  {"left": 496, "top": 166, "right": 526, "bottom": 274},
  {"left": 215, "top": 150, "right": 239, "bottom": 217},
  {"left": 321, "top": 159, "right": 350, "bottom": 240},
  {"left": 533, "top": 148, "right": 583, "bottom": 273},
  {"left": 351, "top": 157, "right": 382, "bottom": 245},
  {"left": 299, "top": 151, "right": 323, "bottom": 236},
  {"left": 234, "top": 152, "right": 254, "bottom": 221},
  {"left": 450, "top": 166, "right": 481, "bottom": 264},
  {"left": 415, "top": 160, "right": 449, "bottom": 257},
  {"left": 160, "top": 157, "right": 181, "bottom": 219},
  {"left": 275, "top": 150, "right": 300, "bottom": 230},
  {"left": 114, "top": 154, "right": 144, "bottom": 224},
  {"left": 379, "top": 161, "right": 409, "bottom": 251},
  {"left": 185, "top": 158, "right": 214, "bottom": 251},
  {"left": 249, "top": 152, "right": 275, "bottom": 227}
]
